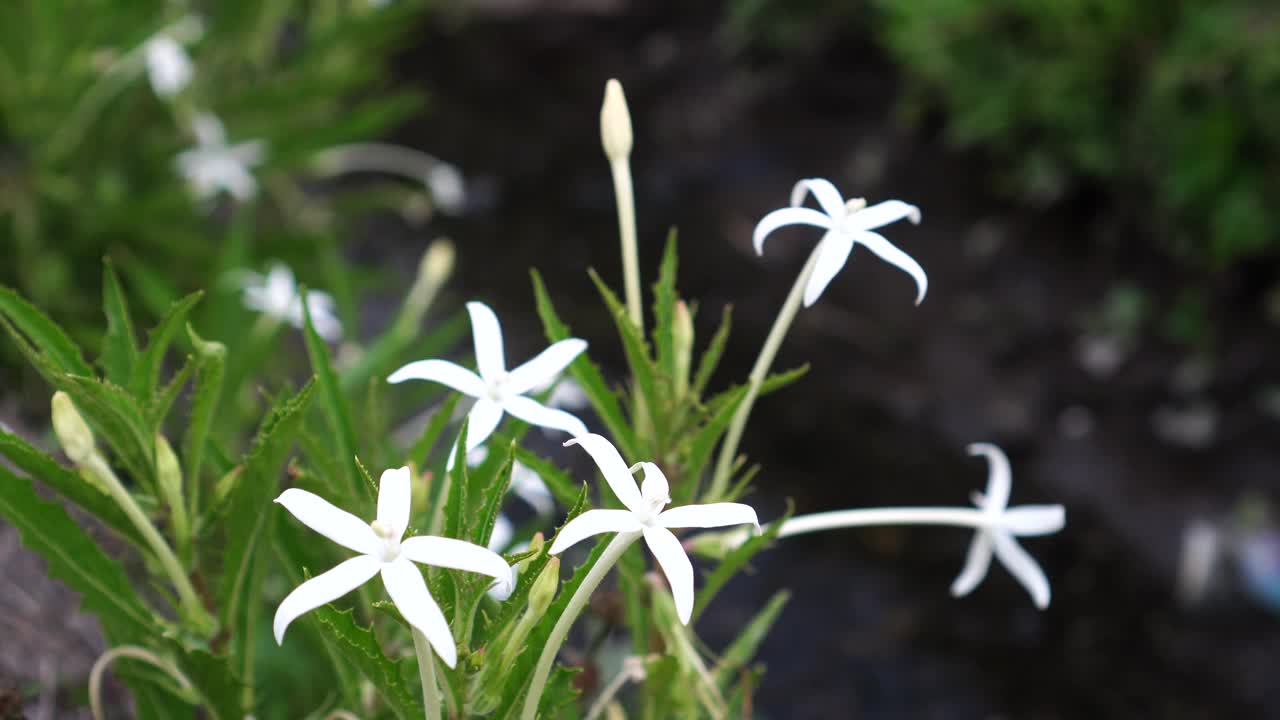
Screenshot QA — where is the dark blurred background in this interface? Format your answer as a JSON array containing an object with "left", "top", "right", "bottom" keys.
[{"left": 5, "top": 0, "right": 1280, "bottom": 717}]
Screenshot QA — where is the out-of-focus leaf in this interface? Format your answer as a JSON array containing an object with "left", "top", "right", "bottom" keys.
[
  {"left": 100, "top": 260, "right": 139, "bottom": 386},
  {"left": 303, "top": 297, "right": 363, "bottom": 500},
  {"left": 0, "top": 285, "right": 93, "bottom": 376},
  {"left": 131, "top": 291, "right": 203, "bottom": 402},
  {"left": 712, "top": 590, "right": 789, "bottom": 687}
]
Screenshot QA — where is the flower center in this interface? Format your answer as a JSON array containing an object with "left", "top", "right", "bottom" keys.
[
  {"left": 370, "top": 520, "right": 402, "bottom": 562},
  {"left": 487, "top": 371, "right": 511, "bottom": 402}
]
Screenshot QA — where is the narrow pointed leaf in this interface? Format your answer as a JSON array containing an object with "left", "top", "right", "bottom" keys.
[
  {"left": 183, "top": 324, "right": 225, "bottom": 492},
  {"left": 311, "top": 605, "right": 423, "bottom": 720},
  {"left": 302, "top": 298, "right": 362, "bottom": 501},
  {"left": 0, "top": 286, "right": 92, "bottom": 376},
  {"left": 712, "top": 590, "right": 789, "bottom": 687},
  {"left": 101, "top": 260, "right": 139, "bottom": 386},
  {"left": 131, "top": 291, "right": 203, "bottom": 401},
  {"left": 652, "top": 229, "right": 680, "bottom": 380},
  {"left": 692, "top": 508, "right": 786, "bottom": 623},
  {"left": 588, "top": 268, "right": 660, "bottom": 421},
  {"left": 691, "top": 305, "right": 732, "bottom": 397}
]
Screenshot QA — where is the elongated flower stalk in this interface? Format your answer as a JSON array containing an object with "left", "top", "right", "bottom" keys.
[
  {"left": 311, "top": 142, "right": 466, "bottom": 214},
  {"left": 89, "top": 645, "right": 196, "bottom": 720},
  {"left": 52, "top": 393, "right": 213, "bottom": 633},
  {"left": 707, "top": 245, "right": 822, "bottom": 500},
  {"left": 412, "top": 628, "right": 442, "bottom": 720},
  {"left": 520, "top": 531, "right": 640, "bottom": 720},
  {"left": 601, "top": 79, "right": 642, "bottom": 331}
]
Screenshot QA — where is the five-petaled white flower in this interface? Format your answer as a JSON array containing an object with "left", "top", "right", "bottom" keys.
[
  {"left": 236, "top": 263, "right": 342, "bottom": 342},
  {"left": 388, "top": 302, "right": 589, "bottom": 467},
  {"left": 754, "top": 178, "right": 926, "bottom": 307},
  {"left": 549, "top": 434, "right": 759, "bottom": 624},
  {"left": 175, "top": 113, "right": 265, "bottom": 202},
  {"left": 273, "top": 467, "right": 511, "bottom": 668},
  {"left": 951, "top": 443, "right": 1066, "bottom": 609},
  {"left": 143, "top": 34, "right": 194, "bottom": 98}
]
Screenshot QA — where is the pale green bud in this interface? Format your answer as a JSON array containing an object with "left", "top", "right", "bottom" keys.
[
  {"left": 673, "top": 300, "right": 693, "bottom": 399},
  {"left": 154, "top": 434, "right": 183, "bottom": 504},
  {"left": 51, "top": 392, "right": 95, "bottom": 464},
  {"left": 528, "top": 556, "right": 560, "bottom": 617},
  {"left": 600, "top": 79, "right": 633, "bottom": 163}
]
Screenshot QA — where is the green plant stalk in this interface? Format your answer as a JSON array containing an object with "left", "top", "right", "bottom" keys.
[
  {"left": 89, "top": 645, "right": 197, "bottom": 720},
  {"left": 707, "top": 245, "right": 823, "bottom": 500},
  {"left": 412, "top": 628, "right": 442, "bottom": 720},
  {"left": 610, "top": 156, "right": 643, "bottom": 332},
  {"left": 520, "top": 531, "right": 641, "bottom": 720},
  {"left": 84, "top": 451, "right": 213, "bottom": 633}
]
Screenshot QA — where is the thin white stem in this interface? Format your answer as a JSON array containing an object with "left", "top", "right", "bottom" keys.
[
  {"left": 775, "top": 507, "right": 996, "bottom": 538},
  {"left": 84, "top": 453, "right": 211, "bottom": 632},
  {"left": 708, "top": 244, "right": 823, "bottom": 500},
  {"left": 520, "top": 531, "right": 641, "bottom": 720},
  {"left": 89, "top": 645, "right": 195, "bottom": 720},
  {"left": 320, "top": 712, "right": 362, "bottom": 720},
  {"left": 584, "top": 658, "right": 645, "bottom": 720},
  {"left": 313, "top": 142, "right": 454, "bottom": 185},
  {"left": 610, "top": 157, "right": 643, "bottom": 331},
  {"left": 412, "top": 628, "right": 442, "bottom": 720}
]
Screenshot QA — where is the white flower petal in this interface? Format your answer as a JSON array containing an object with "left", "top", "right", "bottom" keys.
[
  {"left": 967, "top": 443, "right": 1011, "bottom": 511},
  {"left": 387, "top": 359, "right": 486, "bottom": 398},
  {"left": 466, "top": 302, "right": 506, "bottom": 382},
  {"left": 275, "top": 489, "right": 379, "bottom": 556},
  {"left": 376, "top": 467, "right": 412, "bottom": 536},
  {"left": 752, "top": 207, "right": 833, "bottom": 255},
  {"left": 802, "top": 232, "right": 854, "bottom": 307},
  {"left": 658, "top": 502, "right": 758, "bottom": 530},
  {"left": 990, "top": 530, "right": 1053, "bottom": 609},
  {"left": 144, "top": 36, "right": 193, "bottom": 98},
  {"left": 949, "top": 531, "right": 993, "bottom": 599},
  {"left": 506, "top": 338, "right": 588, "bottom": 396},
  {"left": 401, "top": 536, "right": 512, "bottom": 582},
  {"left": 1000, "top": 505, "right": 1066, "bottom": 536},
  {"left": 563, "top": 434, "right": 643, "bottom": 513},
  {"left": 273, "top": 555, "right": 380, "bottom": 644},
  {"left": 643, "top": 526, "right": 694, "bottom": 625},
  {"left": 848, "top": 199, "right": 921, "bottom": 231},
  {"left": 638, "top": 463, "right": 670, "bottom": 506},
  {"left": 487, "top": 561, "right": 519, "bottom": 602},
  {"left": 853, "top": 230, "right": 928, "bottom": 306},
  {"left": 548, "top": 509, "right": 641, "bottom": 554},
  {"left": 547, "top": 378, "right": 589, "bottom": 410},
  {"left": 789, "top": 178, "right": 846, "bottom": 217},
  {"left": 381, "top": 558, "right": 457, "bottom": 668},
  {"left": 503, "top": 395, "right": 588, "bottom": 438},
  {"left": 463, "top": 399, "right": 506, "bottom": 453}
]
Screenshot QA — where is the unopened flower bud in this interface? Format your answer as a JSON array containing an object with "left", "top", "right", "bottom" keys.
[
  {"left": 600, "top": 79, "right": 633, "bottom": 163},
  {"left": 673, "top": 300, "right": 693, "bottom": 399},
  {"left": 528, "top": 556, "right": 560, "bottom": 617},
  {"left": 155, "top": 434, "right": 183, "bottom": 504},
  {"left": 421, "top": 239, "right": 455, "bottom": 290},
  {"left": 51, "top": 392, "right": 95, "bottom": 464}
]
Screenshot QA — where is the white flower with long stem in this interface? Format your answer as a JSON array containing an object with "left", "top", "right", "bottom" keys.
[
  {"left": 175, "top": 113, "right": 265, "bottom": 202},
  {"left": 754, "top": 178, "right": 925, "bottom": 307},
  {"left": 708, "top": 443, "right": 1065, "bottom": 608},
  {"left": 519, "top": 434, "right": 757, "bottom": 720},
  {"left": 273, "top": 467, "right": 511, "bottom": 668},
  {"left": 388, "top": 302, "right": 589, "bottom": 466},
  {"left": 235, "top": 263, "right": 342, "bottom": 342},
  {"left": 707, "top": 178, "right": 926, "bottom": 501}
]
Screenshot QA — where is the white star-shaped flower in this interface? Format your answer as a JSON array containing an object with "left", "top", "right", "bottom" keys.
[
  {"left": 273, "top": 467, "right": 511, "bottom": 667},
  {"left": 236, "top": 263, "right": 342, "bottom": 342},
  {"left": 388, "top": 302, "right": 589, "bottom": 467},
  {"left": 951, "top": 443, "right": 1066, "bottom": 609},
  {"left": 549, "top": 434, "right": 758, "bottom": 624},
  {"left": 175, "top": 113, "right": 265, "bottom": 202},
  {"left": 143, "top": 34, "right": 193, "bottom": 98},
  {"left": 754, "top": 178, "right": 926, "bottom": 307}
]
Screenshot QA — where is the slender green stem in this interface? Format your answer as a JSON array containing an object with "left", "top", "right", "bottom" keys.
[
  {"left": 707, "top": 245, "right": 823, "bottom": 500},
  {"left": 89, "top": 645, "right": 196, "bottom": 720},
  {"left": 520, "top": 531, "right": 641, "bottom": 720},
  {"left": 610, "top": 157, "right": 643, "bottom": 332},
  {"left": 412, "top": 629, "right": 442, "bottom": 720},
  {"left": 85, "top": 453, "right": 212, "bottom": 632}
]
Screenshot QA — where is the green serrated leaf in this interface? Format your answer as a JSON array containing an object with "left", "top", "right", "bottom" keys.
[
  {"left": 712, "top": 590, "right": 789, "bottom": 688},
  {"left": 303, "top": 296, "right": 363, "bottom": 501},
  {"left": 474, "top": 441, "right": 515, "bottom": 548},
  {"left": 530, "top": 270, "right": 637, "bottom": 458},
  {"left": 149, "top": 354, "right": 194, "bottom": 428},
  {"left": 443, "top": 416, "right": 471, "bottom": 543},
  {"left": 691, "top": 509, "right": 785, "bottom": 623},
  {"left": 101, "top": 260, "right": 140, "bottom": 386},
  {"left": 183, "top": 324, "right": 225, "bottom": 497},
  {"left": 588, "top": 268, "right": 660, "bottom": 423},
  {"left": 409, "top": 393, "right": 460, "bottom": 471},
  {"left": 171, "top": 644, "right": 246, "bottom": 720},
  {"left": 312, "top": 606, "right": 423, "bottom": 720},
  {"left": 652, "top": 229, "right": 679, "bottom": 381},
  {"left": 510, "top": 445, "right": 581, "bottom": 509},
  {"left": 681, "top": 384, "right": 748, "bottom": 499},
  {"left": 0, "top": 465, "right": 157, "bottom": 641},
  {"left": 0, "top": 285, "right": 93, "bottom": 376},
  {"left": 131, "top": 291, "right": 203, "bottom": 401},
  {"left": 0, "top": 429, "right": 145, "bottom": 547},
  {"left": 691, "top": 305, "right": 732, "bottom": 397}
]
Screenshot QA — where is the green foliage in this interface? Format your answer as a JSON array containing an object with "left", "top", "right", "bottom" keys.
[{"left": 873, "top": 0, "right": 1280, "bottom": 266}]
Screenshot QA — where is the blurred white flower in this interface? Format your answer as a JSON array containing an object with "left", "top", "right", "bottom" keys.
[
  {"left": 143, "top": 35, "right": 193, "bottom": 98},
  {"left": 272, "top": 467, "right": 511, "bottom": 668},
  {"left": 388, "top": 302, "right": 589, "bottom": 467},
  {"left": 950, "top": 443, "right": 1065, "bottom": 609},
  {"left": 175, "top": 113, "right": 265, "bottom": 202},
  {"left": 550, "top": 434, "right": 758, "bottom": 624},
  {"left": 236, "top": 263, "right": 342, "bottom": 342},
  {"left": 754, "top": 178, "right": 925, "bottom": 306},
  {"left": 469, "top": 446, "right": 557, "bottom": 518}
]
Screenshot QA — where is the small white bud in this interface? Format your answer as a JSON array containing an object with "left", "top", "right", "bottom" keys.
[{"left": 600, "top": 79, "right": 633, "bottom": 163}]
